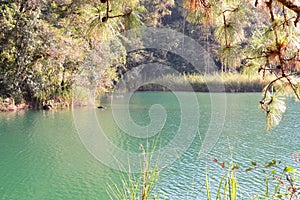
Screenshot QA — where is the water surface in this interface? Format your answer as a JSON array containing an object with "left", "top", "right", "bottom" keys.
[{"left": 0, "top": 92, "right": 299, "bottom": 199}]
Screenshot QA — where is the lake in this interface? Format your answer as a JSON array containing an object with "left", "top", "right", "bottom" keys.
[{"left": 0, "top": 92, "right": 299, "bottom": 199}]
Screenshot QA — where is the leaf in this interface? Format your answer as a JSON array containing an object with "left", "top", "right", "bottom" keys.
[
  {"left": 251, "top": 161, "right": 257, "bottom": 166},
  {"left": 284, "top": 166, "right": 293, "bottom": 173}
]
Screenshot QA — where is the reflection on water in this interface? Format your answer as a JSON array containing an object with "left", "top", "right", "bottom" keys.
[{"left": 0, "top": 93, "right": 299, "bottom": 199}]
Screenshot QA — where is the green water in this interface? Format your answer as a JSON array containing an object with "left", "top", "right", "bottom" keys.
[{"left": 0, "top": 92, "right": 299, "bottom": 199}]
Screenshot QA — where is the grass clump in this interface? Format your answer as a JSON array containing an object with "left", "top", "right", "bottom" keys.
[{"left": 107, "top": 140, "right": 165, "bottom": 200}]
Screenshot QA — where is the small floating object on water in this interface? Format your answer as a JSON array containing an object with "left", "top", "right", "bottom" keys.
[{"left": 97, "top": 105, "right": 105, "bottom": 109}]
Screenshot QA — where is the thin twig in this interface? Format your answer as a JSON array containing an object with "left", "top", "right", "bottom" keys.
[
  {"left": 260, "top": 76, "right": 286, "bottom": 104},
  {"left": 260, "top": 73, "right": 298, "bottom": 106},
  {"left": 285, "top": 76, "right": 300, "bottom": 100}
]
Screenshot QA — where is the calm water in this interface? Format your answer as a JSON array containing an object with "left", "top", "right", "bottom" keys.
[{"left": 0, "top": 92, "right": 299, "bottom": 199}]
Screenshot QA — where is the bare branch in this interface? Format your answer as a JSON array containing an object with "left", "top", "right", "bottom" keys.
[
  {"left": 260, "top": 75, "right": 286, "bottom": 104},
  {"left": 285, "top": 76, "right": 300, "bottom": 100},
  {"left": 108, "top": 9, "right": 133, "bottom": 19},
  {"left": 277, "top": 0, "right": 300, "bottom": 14}
]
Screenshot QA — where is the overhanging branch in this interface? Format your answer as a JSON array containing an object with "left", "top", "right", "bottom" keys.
[{"left": 276, "top": 0, "right": 300, "bottom": 25}]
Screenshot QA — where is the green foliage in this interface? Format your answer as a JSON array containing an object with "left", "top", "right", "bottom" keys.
[
  {"left": 0, "top": 2, "right": 48, "bottom": 103},
  {"left": 0, "top": 0, "right": 175, "bottom": 108},
  {"left": 251, "top": 160, "right": 300, "bottom": 199}
]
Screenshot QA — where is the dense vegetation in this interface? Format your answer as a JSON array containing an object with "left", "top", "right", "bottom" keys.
[
  {"left": 1, "top": 0, "right": 300, "bottom": 129},
  {"left": 0, "top": 0, "right": 140, "bottom": 108}
]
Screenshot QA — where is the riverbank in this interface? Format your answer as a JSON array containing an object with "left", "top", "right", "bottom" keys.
[
  {"left": 0, "top": 98, "right": 29, "bottom": 112},
  {"left": 0, "top": 97, "right": 71, "bottom": 112},
  {"left": 0, "top": 73, "right": 274, "bottom": 112},
  {"left": 137, "top": 73, "right": 273, "bottom": 92}
]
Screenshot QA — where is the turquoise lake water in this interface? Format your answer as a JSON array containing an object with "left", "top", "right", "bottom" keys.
[{"left": 0, "top": 92, "right": 299, "bottom": 199}]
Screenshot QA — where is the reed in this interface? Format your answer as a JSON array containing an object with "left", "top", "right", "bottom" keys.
[
  {"left": 107, "top": 136, "right": 165, "bottom": 200},
  {"left": 138, "top": 72, "right": 274, "bottom": 92}
]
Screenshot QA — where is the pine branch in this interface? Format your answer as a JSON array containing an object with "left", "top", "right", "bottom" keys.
[{"left": 276, "top": 0, "right": 300, "bottom": 25}]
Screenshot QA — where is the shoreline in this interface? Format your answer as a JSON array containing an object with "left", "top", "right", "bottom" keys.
[
  {"left": 0, "top": 98, "right": 70, "bottom": 113},
  {"left": 0, "top": 90, "right": 263, "bottom": 113},
  {"left": 136, "top": 84, "right": 266, "bottom": 93},
  {"left": 1, "top": 88, "right": 266, "bottom": 113},
  {"left": 1, "top": 72, "right": 271, "bottom": 112}
]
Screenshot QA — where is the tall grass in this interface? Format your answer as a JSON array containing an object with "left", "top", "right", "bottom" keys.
[
  {"left": 107, "top": 138, "right": 165, "bottom": 200},
  {"left": 205, "top": 140, "right": 239, "bottom": 200},
  {"left": 138, "top": 72, "right": 275, "bottom": 92}
]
